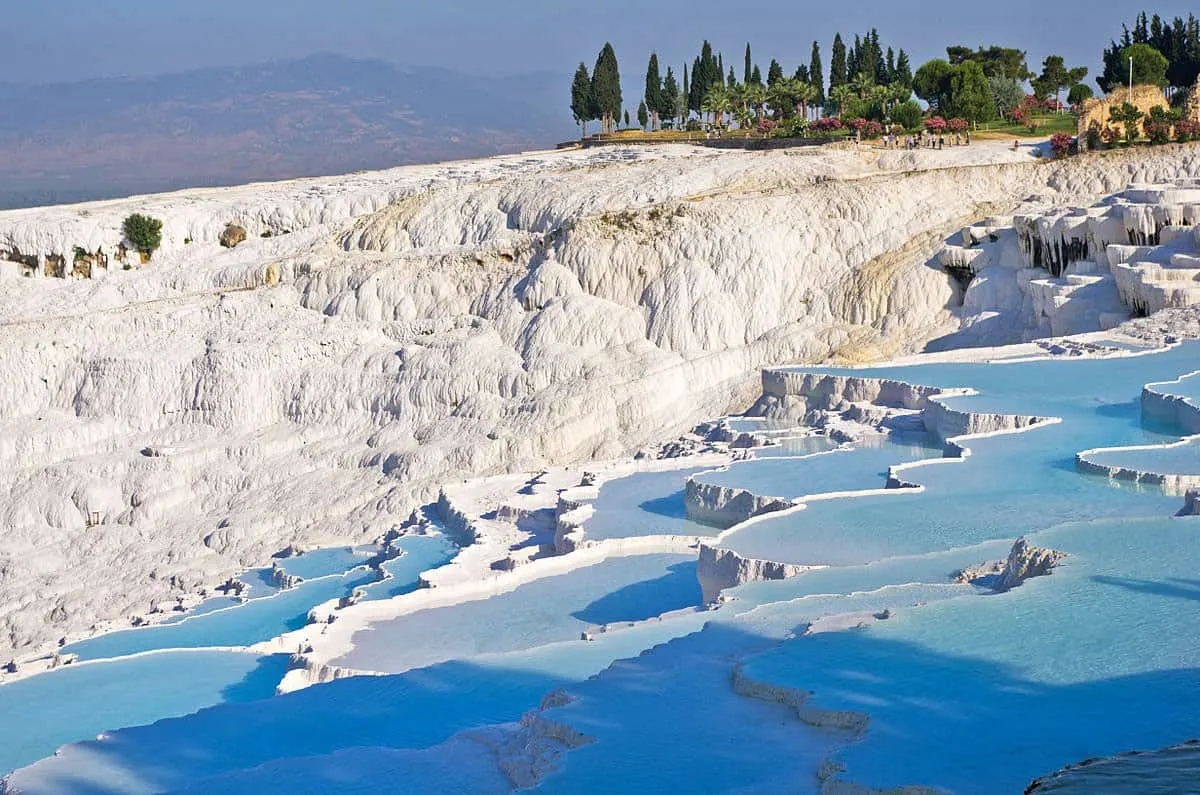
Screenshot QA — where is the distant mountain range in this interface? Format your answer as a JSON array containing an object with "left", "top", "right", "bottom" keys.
[{"left": 0, "top": 54, "right": 575, "bottom": 209}]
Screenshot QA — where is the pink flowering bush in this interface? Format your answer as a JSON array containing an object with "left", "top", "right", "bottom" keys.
[
  {"left": 1049, "top": 132, "right": 1073, "bottom": 157},
  {"left": 924, "top": 116, "right": 947, "bottom": 133}
]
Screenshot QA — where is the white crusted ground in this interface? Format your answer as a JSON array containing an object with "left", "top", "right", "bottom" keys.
[{"left": 2, "top": 140, "right": 1199, "bottom": 667}]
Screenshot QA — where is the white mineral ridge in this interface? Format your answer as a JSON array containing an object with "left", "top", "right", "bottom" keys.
[{"left": 1, "top": 141, "right": 1197, "bottom": 661}]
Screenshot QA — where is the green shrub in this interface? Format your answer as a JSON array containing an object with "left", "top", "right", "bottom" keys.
[
  {"left": 122, "top": 214, "right": 163, "bottom": 257},
  {"left": 890, "top": 100, "right": 924, "bottom": 131}
]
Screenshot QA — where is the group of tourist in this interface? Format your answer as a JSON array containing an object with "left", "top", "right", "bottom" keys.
[{"left": 875, "top": 130, "right": 972, "bottom": 150}]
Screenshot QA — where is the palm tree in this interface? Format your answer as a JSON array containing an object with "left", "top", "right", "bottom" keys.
[
  {"left": 742, "top": 83, "right": 767, "bottom": 120},
  {"left": 792, "top": 80, "right": 818, "bottom": 119},
  {"left": 830, "top": 84, "right": 854, "bottom": 116},
  {"left": 851, "top": 71, "right": 875, "bottom": 101},
  {"left": 702, "top": 84, "right": 732, "bottom": 128},
  {"left": 767, "top": 78, "right": 796, "bottom": 119}
]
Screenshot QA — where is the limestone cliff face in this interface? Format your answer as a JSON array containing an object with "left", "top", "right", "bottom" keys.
[{"left": 0, "top": 143, "right": 1195, "bottom": 660}]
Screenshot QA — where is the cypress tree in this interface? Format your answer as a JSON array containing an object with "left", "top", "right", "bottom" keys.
[
  {"left": 810, "top": 41, "right": 825, "bottom": 105},
  {"left": 745, "top": 43, "right": 753, "bottom": 85},
  {"left": 591, "top": 43, "right": 622, "bottom": 134},
  {"left": 718, "top": 52, "right": 724, "bottom": 85},
  {"left": 871, "top": 29, "right": 885, "bottom": 82},
  {"left": 570, "top": 62, "right": 594, "bottom": 138},
  {"left": 895, "top": 49, "right": 913, "bottom": 88},
  {"left": 767, "top": 59, "right": 784, "bottom": 86},
  {"left": 751, "top": 65, "right": 763, "bottom": 86},
  {"left": 728, "top": 65, "right": 737, "bottom": 88},
  {"left": 689, "top": 56, "right": 703, "bottom": 114},
  {"left": 637, "top": 100, "right": 649, "bottom": 130},
  {"left": 624, "top": 109, "right": 631, "bottom": 128},
  {"left": 794, "top": 64, "right": 809, "bottom": 83},
  {"left": 885, "top": 47, "right": 896, "bottom": 85},
  {"left": 848, "top": 35, "right": 861, "bottom": 80},
  {"left": 645, "top": 53, "right": 663, "bottom": 130},
  {"left": 831, "top": 34, "right": 847, "bottom": 88},
  {"left": 662, "top": 66, "right": 680, "bottom": 125},
  {"left": 682, "top": 63, "right": 690, "bottom": 114}
]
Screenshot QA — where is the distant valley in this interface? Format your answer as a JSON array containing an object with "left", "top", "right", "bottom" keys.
[{"left": 0, "top": 54, "right": 574, "bottom": 209}]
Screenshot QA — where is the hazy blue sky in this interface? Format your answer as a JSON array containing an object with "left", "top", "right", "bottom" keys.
[{"left": 3, "top": 0, "right": 1195, "bottom": 87}]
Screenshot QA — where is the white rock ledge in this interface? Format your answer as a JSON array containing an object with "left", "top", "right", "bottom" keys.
[
  {"left": 1076, "top": 435, "right": 1200, "bottom": 496},
  {"left": 683, "top": 479, "right": 793, "bottom": 528},
  {"left": 697, "top": 545, "right": 818, "bottom": 604}
]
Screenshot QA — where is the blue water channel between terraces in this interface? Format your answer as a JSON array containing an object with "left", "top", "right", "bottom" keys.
[
  {"left": 580, "top": 467, "right": 720, "bottom": 540},
  {"left": 59, "top": 536, "right": 455, "bottom": 661},
  {"left": 1086, "top": 436, "right": 1200, "bottom": 475},
  {"left": 0, "top": 651, "right": 290, "bottom": 777},
  {"left": 694, "top": 436, "right": 943, "bottom": 499},
  {"left": 335, "top": 553, "right": 703, "bottom": 675},
  {"left": 718, "top": 343, "right": 1200, "bottom": 566}
]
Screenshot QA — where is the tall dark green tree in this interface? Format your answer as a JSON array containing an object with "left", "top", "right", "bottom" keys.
[
  {"left": 570, "top": 63, "right": 594, "bottom": 138},
  {"left": 689, "top": 56, "right": 703, "bottom": 114},
  {"left": 728, "top": 65, "right": 737, "bottom": 88},
  {"left": 810, "top": 41, "right": 825, "bottom": 106},
  {"left": 662, "top": 67, "right": 680, "bottom": 125},
  {"left": 885, "top": 47, "right": 896, "bottom": 85},
  {"left": 830, "top": 34, "right": 848, "bottom": 89},
  {"left": 848, "top": 35, "right": 861, "bottom": 79},
  {"left": 871, "top": 29, "right": 886, "bottom": 82},
  {"left": 744, "top": 43, "right": 753, "bottom": 85},
  {"left": 645, "top": 53, "right": 663, "bottom": 130},
  {"left": 751, "top": 65, "right": 763, "bottom": 85},
  {"left": 894, "top": 49, "right": 913, "bottom": 88},
  {"left": 767, "top": 59, "right": 784, "bottom": 87},
  {"left": 637, "top": 101, "right": 649, "bottom": 130},
  {"left": 794, "top": 64, "right": 810, "bottom": 83},
  {"left": 591, "top": 43, "right": 622, "bottom": 134}
]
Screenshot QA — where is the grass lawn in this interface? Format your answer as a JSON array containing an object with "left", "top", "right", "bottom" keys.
[{"left": 973, "top": 114, "right": 1077, "bottom": 139}]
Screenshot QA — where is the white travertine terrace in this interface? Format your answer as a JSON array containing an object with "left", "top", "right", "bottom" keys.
[{"left": 1, "top": 140, "right": 1199, "bottom": 670}]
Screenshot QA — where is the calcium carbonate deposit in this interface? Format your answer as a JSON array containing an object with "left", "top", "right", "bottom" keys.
[{"left": 2, "top": 140, "right": 1200, "bottom": 794}]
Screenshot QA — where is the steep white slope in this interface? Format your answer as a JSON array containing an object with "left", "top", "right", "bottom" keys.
[{"left": 1, "top": 142, "right": 1198, "bottom": 664}]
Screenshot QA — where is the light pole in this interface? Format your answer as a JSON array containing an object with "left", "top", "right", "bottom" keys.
[{"left": 1128, "top": 56, "right": 1134, "bottom": 104}]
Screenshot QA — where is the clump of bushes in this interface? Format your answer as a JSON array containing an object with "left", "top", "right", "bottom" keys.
[
  {"left": 220, "top": 223, "right": 247, "bottom": 249},
  {"left": 1050, "top": 133, "right": 1074, "bottom": 158},
  {"left": 122, "top": 214, "right": 163, "bottom": 260}
]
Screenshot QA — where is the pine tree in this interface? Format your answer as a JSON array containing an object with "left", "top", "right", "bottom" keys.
[
  {"left": 767, "top": 59, "right": 784, "bottom": 87},
  {"left": 591, "top": 43, "right": 622, "bottom": 134},
  {"left": 794, "top": 64, "right": 809, "bottom": 83},
  {"left": 894, "top": 49, "right": 913, "bottom": 89},
  {"left": 645, "top": 53, "right": 663, "bottom": 130},
  {"left": 570, "top": 62, "right": 594, "bottom": 138},
  {"left": 810, "top": 41, "right": 825, "bottom": 106},
  {"left": 831, "top": 34, "right": 847, "bottom": 88},
  {"left": 745, "top": 43, "right": 753, "bottom": 85}
]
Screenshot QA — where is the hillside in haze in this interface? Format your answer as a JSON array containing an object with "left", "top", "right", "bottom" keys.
[{"left": 0, "top": 54, "right": 575, "bottom": 209}]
